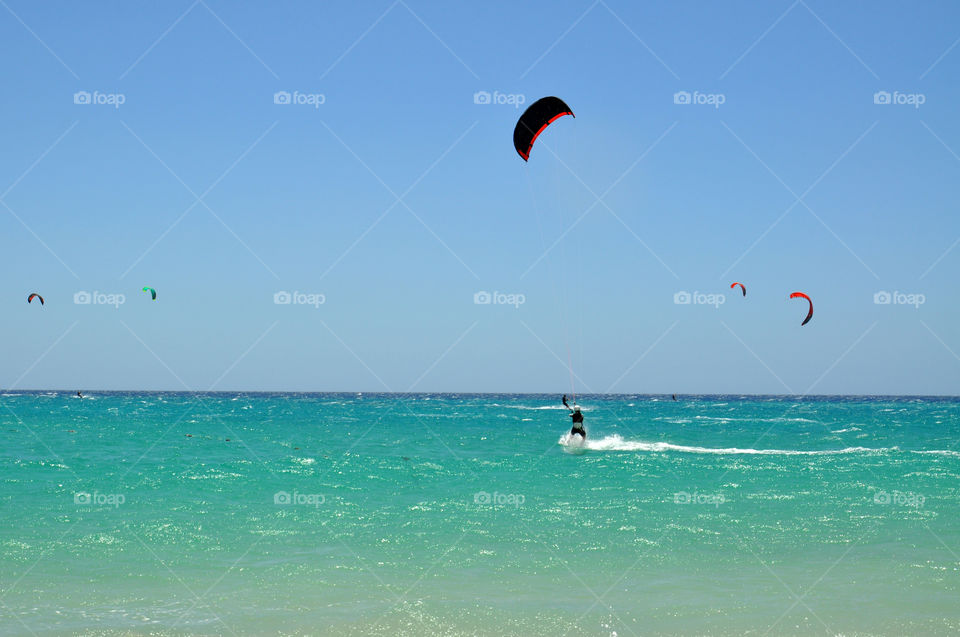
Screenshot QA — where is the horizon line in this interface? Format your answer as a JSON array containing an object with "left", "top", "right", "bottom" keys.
[{"left": 3, "top": 389, "right": 959, "bottom": 399}]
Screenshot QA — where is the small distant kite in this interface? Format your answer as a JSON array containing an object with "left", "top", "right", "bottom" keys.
[
  {"left": 514, "top": 96, "right": 574, "bottom": 161},
  {"left": 730, "top": 282, "right": 746, "bottom": 297},
  {"left": 27, "top": 293, "right": 44, "bottom": 306},
  {"left": 142, "top": 287, "right": 156, "bottom": 300},
  {"left": 790, "top": 292, "right": 813, "bottom": 326}
]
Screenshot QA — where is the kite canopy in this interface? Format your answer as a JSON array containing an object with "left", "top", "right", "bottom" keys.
[
  {"left": 513, "top": 96, "right": 574, "bottom": 161},
  {"left": 142, "top": 287, "right": 157, "bottom": 301},
  {"left": 730, "top": 282, "right": 746, "bottom": 297},
  {"left": 790, "top": 292, "right": 813, "bottom": 326},
  {"left": 27, "top": 293, "right": 43, "bottom": 306}
]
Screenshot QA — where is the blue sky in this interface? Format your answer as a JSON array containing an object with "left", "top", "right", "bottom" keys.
[{"left": 1, "top": 0, "right": 959, "bottom": 394}]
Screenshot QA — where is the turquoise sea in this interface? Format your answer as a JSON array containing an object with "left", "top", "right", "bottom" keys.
[{"left": 1, "top": 392, "right": 959, "bottom": 636}]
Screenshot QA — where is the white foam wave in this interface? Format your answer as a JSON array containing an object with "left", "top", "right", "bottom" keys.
[
  {"left": 509, "top": 405, "right": 576, "bottom": 410},
  {"left": 913, "top": 449, "right": 960, "bottom": 457},
  {"left": 559, "top": 434, "right": 891, "bottom": 455},
  {"left": 693, "top": 416, "right": 820, "bottom": 424}
]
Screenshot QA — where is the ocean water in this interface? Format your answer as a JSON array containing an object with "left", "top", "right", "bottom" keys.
[{"left": 1, "top": 392, "right": 959, "bottom": 636}]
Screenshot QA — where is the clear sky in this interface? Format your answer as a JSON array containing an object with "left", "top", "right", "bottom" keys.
[{"left": 1, "top": 0, "right": 959, "bottom": 394}]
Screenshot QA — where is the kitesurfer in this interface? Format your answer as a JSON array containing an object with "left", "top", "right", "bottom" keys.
[{"left": 562, "top": 394, "right": 586, "bottom": 439}]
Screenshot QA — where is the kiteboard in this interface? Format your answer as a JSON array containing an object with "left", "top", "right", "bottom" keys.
[{"left": 561, "top": 430, "right": 587, "bottom": 454}]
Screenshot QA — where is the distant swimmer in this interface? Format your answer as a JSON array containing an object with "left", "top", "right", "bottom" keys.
[{"left": 562, "top": 394, "right": 586, "bottom": 440}]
